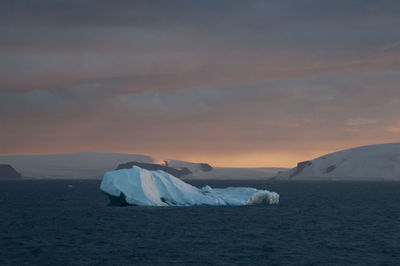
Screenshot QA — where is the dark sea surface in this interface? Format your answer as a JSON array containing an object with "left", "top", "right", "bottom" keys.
[{"left": 1, "top": 179, "right": 400, "bottom": 266}]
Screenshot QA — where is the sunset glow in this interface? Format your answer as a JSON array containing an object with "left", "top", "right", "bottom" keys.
[{"left": 1, "top": 1, "right": 400, "bottom": 167}]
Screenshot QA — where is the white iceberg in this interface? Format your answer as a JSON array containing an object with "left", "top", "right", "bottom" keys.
[{"left": 100, "top": 166, "right": 279, "bottom": 206}]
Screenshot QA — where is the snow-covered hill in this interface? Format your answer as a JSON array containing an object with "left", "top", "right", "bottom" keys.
[
  {"left": 0, "top": 152, "right": 154, "bottom": 179},
  {"left": 165, "top": 159, "right": 286, "bottom": 180},
  {"left": 182, "top": 167, "right": 288, "bottom": 180},
  {"left": 274, "top": 143, "right": 400, "bottom": 181},
  {"left": 165, "top": 159, "right": 213, "bottom": 174},
  {"left": 0, "top": 152, "right": 286, "bottom": 179},
  {"left": 0, "top": 164, "right": 22, "bottom": 179}
]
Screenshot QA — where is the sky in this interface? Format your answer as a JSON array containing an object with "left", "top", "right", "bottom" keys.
[{"left": 1, "top": 0, "right": 400, "bottom": 167}]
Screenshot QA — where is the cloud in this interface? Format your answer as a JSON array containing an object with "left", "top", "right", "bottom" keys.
[
  {"left": 1, "top": 0, "right": 400, "bottom": 55},
  {"left": 1, "top": 0, "right": 400, "bottom": 98},
  {"left": 1, "top": 1, "right": 400, "bottom": 166},
  {"left": 1, "top": 71, "right": 400, "bottom": 161},
  {"left": 345, "top": 118, "right": 377, "bottom": 126},
  {"left": 380, "top": 41, "right": 400, "bottom": 52},
  {"left": 386, "top": 127, "right": 400, "bottom": 133},
  {"left": 385, "top": 122, "right": 400, "bottom": 133},
  {"left": 1, "top": 1, "right": 399, "bottom": 29}
]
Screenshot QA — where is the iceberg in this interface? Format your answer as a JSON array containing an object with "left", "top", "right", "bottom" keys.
[{"left": 100, "top": 166, "right": 279, "bottom": 206}]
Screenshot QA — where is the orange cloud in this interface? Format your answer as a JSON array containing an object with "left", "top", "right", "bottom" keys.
[{"left": 386, "top": 127, "right": 400, "bottom": 133}]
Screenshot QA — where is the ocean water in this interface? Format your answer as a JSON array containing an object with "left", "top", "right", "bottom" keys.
[{"left": 0, "top": 180, "right": 400, "bottom": 265}]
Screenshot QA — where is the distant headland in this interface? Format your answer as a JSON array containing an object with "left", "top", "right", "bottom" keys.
[{"left": 0, "top": 164, "right": 22, "bottom": 179}]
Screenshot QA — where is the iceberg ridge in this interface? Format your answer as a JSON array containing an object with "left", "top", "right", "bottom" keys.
[{"left": 100, "top": 166, "right": 279, "bottom": 206}]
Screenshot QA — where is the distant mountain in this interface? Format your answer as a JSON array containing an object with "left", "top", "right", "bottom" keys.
[
  {"left": 164, "top": 159, "right": 286, "bottom": 179},
  {"left": 181, "top": 167, "right": 288, "bottom": 180},
  {"left": 116, "top": 161, "right": 192, "bottom": 178},
  {"left": 0, "top": 152, "right": 287, "bottom": 180},
  {"left": 0, "top": 164, "right": 22, "bottom": 179},
  {"left": 275, "top": 143, "right": 400, "bottom": 181},
  {"left": 0, "top": 152, "right": 154, "bottom": 179},
  {"left": 164, "top": 159, "right": 212, "bottom": 175}
]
